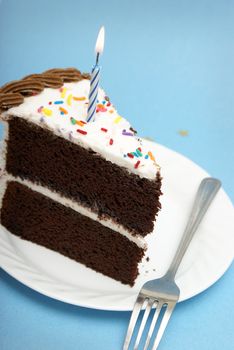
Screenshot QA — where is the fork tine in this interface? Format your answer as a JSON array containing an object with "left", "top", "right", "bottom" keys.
[
  {"left": 123, "top": 294, "right": 145, "bottom": 350},
  {"left": 133, "top": 298, "right": 154, "bottom": 350},
  {"left": 143, "top": 300, "right": 163, "bottom": 350},
  {"left": 152, "top": 302, "right": 176, "bottom": 350}
]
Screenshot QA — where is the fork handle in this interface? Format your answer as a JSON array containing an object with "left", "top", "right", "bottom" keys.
[{"left": 165, "top": 177, "right": 221, "bottom": 281}]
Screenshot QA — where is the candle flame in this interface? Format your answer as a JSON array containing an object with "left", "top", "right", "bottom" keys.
[{"left": 95, "top": 26, "right": 105, "bottom": 55}]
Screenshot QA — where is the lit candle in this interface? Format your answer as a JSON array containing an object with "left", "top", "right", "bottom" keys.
[{"left": 87, "top": 26, "right": 105, "bottom": 123}]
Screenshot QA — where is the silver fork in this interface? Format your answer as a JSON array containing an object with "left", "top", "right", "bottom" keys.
[{"left": 123, "top": 177, "right": 221, "bottom": 350}]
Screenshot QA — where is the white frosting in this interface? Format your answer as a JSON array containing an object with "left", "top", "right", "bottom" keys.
[
  {"left": 4, "top": 80, "right": 160, "bottom": 179},
  {"left": 0, "top": 173, "right": 147, "bottom": 250}
]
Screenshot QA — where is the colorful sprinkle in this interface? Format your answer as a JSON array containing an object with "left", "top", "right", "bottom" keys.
[
  {"left": 145, "top": 154, "right": 149, "bottom": 159},
  {"left": 77, "top": 129, "right": 87, "bottom": 135},
  {"left": 122, "top": 129, "right": 134, "bottom": 136},
  {"left": 60, "top": 87, "right": 67, "bottom": 98},
  {"left": 70, "top": 119, "right": 87, "bottom": 126},
  {"left": 101, "top": 128, "right": 108, "bottom": 132},
  {"left": 134, "top": 160, "right": 141, "bottom": 169},
  {"left": 96, "top": 103, "right": 108, "bottom": 112},
  {"left": 133, "top": 152, "right": 139, "bottom": 157},
  {"left": 114, "top": 115, "right": 122, "bottom": 124},
  {"left": 54, "top": 100, "right": 64, "bottom": 105},
  {"left": 42, "top": 108, "right": 52, "bottom": 116},
  {"left": 148, "top": 151, "right": 155, "bottom": 161},
  {"left": 48, "top": 101, "right": 52, "bottom": 105},
  {"left": 76, "top": 120, "right": 86, "bottom": 126},
  {"left": 106, "top": 102, "right": 111, "bottom": 107},
  {"left": 70, "top": 117, "right": 77, "bottom": 125},
  {"left": 109, "top": 138, "right": 114, "bottom": 145},
  {"left": 136, "top": 148, "right": 142, "bottom": 157},
  {"left": 73, "top": 96, "right": 86, "bottom": 101},
  {"left": 59, "top": 107, "right": 68, "bottom": 115},
  {"left": 130, "top": 126, "right": 137, "bottom": 134},
  {"left": 109, "top": 110, "right": 114, "bottom": 113},
  {"left": 37, "top": 106, "right": 43, "bottom": 113},
  {"left": 127, "top": 153, "right": 134, "bottom": 158},
  {"left": 66, "top": 94, "right": 73, "bottom": 106}
]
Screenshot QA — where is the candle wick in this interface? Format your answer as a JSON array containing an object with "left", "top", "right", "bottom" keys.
[{"left": 96, "top": 52, "right": 100, "bottom": 65}]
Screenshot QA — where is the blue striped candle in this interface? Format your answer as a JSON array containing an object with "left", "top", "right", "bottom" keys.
[
  {"left": 87, "top": 26, "right": 105, "bottom": 123},
  {"left": 87, "top": 64, "right": 101, "bottom": 122}
]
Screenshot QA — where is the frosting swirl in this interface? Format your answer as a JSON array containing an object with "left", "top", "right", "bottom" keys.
[
  {"left": 0, "top": 68, "right": 89, "bottom": 111},
  {"left": 0, "top": 93, "right": 24, "bottom": 109}
]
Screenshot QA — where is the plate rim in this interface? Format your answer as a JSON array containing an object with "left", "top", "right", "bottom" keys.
[{"left": 1, "top": 232, "right": 234, "bottom": 311}]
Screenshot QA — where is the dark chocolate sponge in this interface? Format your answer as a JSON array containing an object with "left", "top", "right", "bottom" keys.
[
  {"left": 1, "top": 181, "right": 145, "bottom": 286},
  {"left": 6, "top": 117, "right": 162, "bottom": 236}
]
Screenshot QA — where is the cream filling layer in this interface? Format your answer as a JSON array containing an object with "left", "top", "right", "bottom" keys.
[{"left": 0, "top": 174, "right": 147, "bottom": 250}]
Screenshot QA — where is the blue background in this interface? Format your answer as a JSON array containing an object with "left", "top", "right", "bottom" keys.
[{"left": 0, "top": 0, "right": 233, "bottom": 349}]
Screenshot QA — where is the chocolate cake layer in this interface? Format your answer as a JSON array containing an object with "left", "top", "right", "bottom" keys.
[
  {"left": 6, "top": 117, "right": 162, "bottom": 236},
  {"left": 1, "top": 181, "right": 145, "bottom": 285}
]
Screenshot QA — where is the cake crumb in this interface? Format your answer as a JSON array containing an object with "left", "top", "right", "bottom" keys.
[
  {"left": 146, "top": 257, "right": 150, "bottom": 262},
  {"left": 178, "top": 129, "right": 189, "bottom": 137}
]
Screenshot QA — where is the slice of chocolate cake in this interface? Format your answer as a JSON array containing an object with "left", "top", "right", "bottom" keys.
[{"left": 0, "top": 68, "right": 162, "bottom": 286}]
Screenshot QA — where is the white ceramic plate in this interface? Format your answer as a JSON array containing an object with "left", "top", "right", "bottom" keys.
[{"left": 0, "top": 142, "right": 233, "bottom": 311}]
